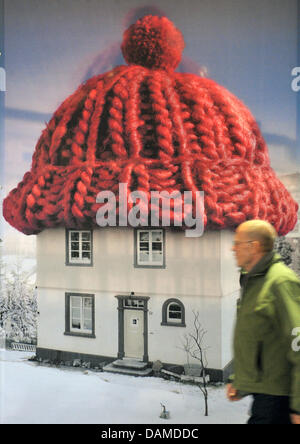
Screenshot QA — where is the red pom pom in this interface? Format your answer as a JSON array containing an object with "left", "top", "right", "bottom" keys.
[{"left": 121, "top": 15, "right": 185, "bottom": 70}]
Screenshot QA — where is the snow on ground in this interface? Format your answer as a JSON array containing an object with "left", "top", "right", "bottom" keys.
[{"left": 0, "top": 350, "right": 251, "bottom": 424}]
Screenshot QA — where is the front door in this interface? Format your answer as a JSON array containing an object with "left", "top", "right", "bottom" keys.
[
  {"left": 124, "top": 309, "right": 144, "bottom": 360},
  {"left": 115, "top": 295, "right": 150, "bottom": 362}
]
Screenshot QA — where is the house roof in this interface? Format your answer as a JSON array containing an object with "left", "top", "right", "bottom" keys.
[{"left": 2, "top": 15, "right": 298, "bottom": 236}]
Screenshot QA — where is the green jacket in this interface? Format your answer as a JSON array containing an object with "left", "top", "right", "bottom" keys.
[{"left": 232, "top": 252, "right": 300, "bottom": 413}]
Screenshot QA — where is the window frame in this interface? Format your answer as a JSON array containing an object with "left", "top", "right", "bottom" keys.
[
  {"left": 66, "top": 229, "right": 93, "bottom": 266},
  {"left": 64, "top": 292, "right": 95, "bottom": 338},
  {"left": 161, "top": 298, "right": 186, "bottom": 327},
  {"left": 134, "top": 228, "right": 166, "bottom": 268}
]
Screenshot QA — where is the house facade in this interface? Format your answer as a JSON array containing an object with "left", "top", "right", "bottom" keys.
[{"left": 36, "top": 227, "right": 239, "bottom": 380}]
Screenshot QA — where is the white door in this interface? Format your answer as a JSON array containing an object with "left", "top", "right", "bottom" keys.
[{"left": 124, "top": 310, "right": 144, "bottom": 359}]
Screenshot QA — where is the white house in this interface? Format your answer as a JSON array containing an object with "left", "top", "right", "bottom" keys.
[{"left": 36, "top": 226, "right": 239, "bottom": 380}]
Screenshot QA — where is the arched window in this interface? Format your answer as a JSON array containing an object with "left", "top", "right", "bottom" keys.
[
  {"left": 167, "top": 303, "right": 182, "bottom": 323},
  {"left": 161, "top": 299, "right": 186, "bottom": 327}
]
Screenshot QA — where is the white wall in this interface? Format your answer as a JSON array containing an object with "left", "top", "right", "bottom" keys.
[
  {"left": 148, "top": 293, "right": 223, "bottom": 368},
  {"left": 37, "top": 288, "right": 224, "bottom": 368},
  {"left": 220, "top": 230, "right": 240, "bottom": 367},
  {"left": 37, "top": 227, "right": 239, "bottom": 298},
  {"left": 221, "top": 289, "right": 239, "bottom": 368},
  {"left": 37, "top": 288, "right": 119, "bottom": 358},
  {"left": 37, "top": 227, "right": 240, "bottom": 368}
]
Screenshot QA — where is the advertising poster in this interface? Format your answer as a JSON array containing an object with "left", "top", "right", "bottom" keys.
[{"left": 0, "top": 0, "right": 300, "bottom": 428}]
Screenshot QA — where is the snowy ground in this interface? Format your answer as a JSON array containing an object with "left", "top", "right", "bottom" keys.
[{"left": 0, "top": 350, "right": 251, "bottom": 424}]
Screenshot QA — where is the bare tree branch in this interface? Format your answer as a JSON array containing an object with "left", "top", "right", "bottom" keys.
[{"left": 178, "top": 309, "right": 209, "bottom": 416}]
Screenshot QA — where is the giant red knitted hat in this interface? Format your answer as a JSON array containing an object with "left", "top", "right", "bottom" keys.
[{"left": 3, "top": 15, "right": 298, "bottom": 235}]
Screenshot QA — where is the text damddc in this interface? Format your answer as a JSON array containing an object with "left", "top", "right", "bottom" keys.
[{"left": 145, "top": 428, "right": 200, "bottom": 439}]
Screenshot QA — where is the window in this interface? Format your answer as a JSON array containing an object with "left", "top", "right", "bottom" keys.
[
  {"left": 167, "top": 303, "right": 182, "bottom": 323},
  {"left": 161, "top": 299, "right": 186, "bottom": 327},
  {"left": 70, "top": 295, "right": 92, "bottom": 333},
  {"left": 135, "top": 229, "right": 165, "bottom": 267},
  {"left": 65, "top": 293, "right": 95, "bottom": 338},
  {"left": 66, "top": 230, "right": 93, "bottom": 265},
  {"left": 124, "top": 299, "right": 145, "bottom": 308}
]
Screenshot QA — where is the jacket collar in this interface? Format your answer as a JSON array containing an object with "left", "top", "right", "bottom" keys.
[
  {"left": 248, "top": 251, "right": 277, "bottom": 276},
  {"left": 240, "top": 251, "right": 283, "bottom": 287}
]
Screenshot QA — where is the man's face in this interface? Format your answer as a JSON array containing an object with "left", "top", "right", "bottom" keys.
[{"left": 232, "top": 228, "right": 255, "bottom": 270}]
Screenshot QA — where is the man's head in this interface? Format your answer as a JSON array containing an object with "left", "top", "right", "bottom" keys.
[{"left": 232, "top": 220, "right": 277, "bottom": 271}]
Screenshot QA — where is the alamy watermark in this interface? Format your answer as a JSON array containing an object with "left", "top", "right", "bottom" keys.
[
  {"left": 292, "top": 327, "right": 300, "bottom": 352},
  {"left": 96, "top": 183, "right": 204, "bottom": 238},
  {"left": 0, "top": 67, "right": 5, "bottom": 92},
  {"left": 291, "top": 67, "right": 300, "bottom": 92}
]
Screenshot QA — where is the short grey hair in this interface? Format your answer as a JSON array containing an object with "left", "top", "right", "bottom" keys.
[{"left": 237, "top": 220, "right": 278, "bottom": 252}]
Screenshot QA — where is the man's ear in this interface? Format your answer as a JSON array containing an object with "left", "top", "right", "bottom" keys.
[{"left": 253, "top": 240, "right": 263, "bottom": 254}]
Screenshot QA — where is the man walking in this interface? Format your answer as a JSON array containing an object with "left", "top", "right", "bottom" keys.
[{"left": 227, "top": 220, "right": 300, "bottom": 424}]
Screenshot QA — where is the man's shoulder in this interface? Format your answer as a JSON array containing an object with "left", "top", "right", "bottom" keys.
[{"left": 267, "top": 260, "right": 300, "bottom": 287}]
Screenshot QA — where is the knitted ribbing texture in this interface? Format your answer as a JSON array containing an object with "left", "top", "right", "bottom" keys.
[{"left": 3, "top": 15, "right": 298, "bottom": 236}]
